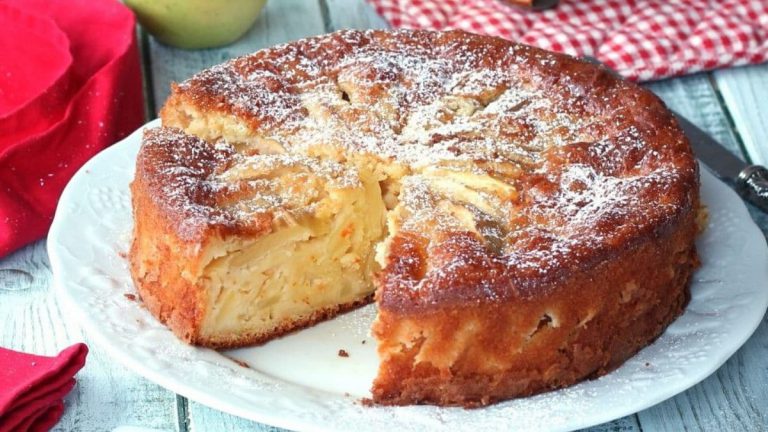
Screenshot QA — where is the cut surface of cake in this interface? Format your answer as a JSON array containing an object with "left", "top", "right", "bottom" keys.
[
  {"left": 130, "top": 29, "right": 700, "bottom": 407},
  {"left": 130, "top": 128, "right": 385, "bottom": 348}
]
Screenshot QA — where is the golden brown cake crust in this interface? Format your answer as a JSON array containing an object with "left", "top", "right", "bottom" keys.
[
  {"left": 130, "top": 128, "right": 375, "bottom": 349},
  {"left": 133, "top": 29, "right": 700, "bottom": 406},
  {"left": 371, "top": 217, "right": 697, "bottom": 407},
  {"left": 131, "top": 127, "right": 277, "bottom": 243}
]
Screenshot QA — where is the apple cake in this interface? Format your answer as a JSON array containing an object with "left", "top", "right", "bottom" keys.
[{"left": 130, "top": 29, "right": 700, "bottom": 407}]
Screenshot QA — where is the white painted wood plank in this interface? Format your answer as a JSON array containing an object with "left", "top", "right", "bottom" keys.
[
  {"left": 713, "top": 64, "right": 768, "bottom": 165},
  {"left": 325, "top": 0, "right": 389, "bottom": 30},
  {"left": 148, "top": 0, "right": 327, "bottom": 114},
  {"left": 576, "top": 416, "right": 641, "bottom": 432},
  {"left": 636, "top": 354, "right": 768, "bottom": 432},
  {"left": 0, "top": 241, "right": 177, "bottom": 432},
  {"left": 186, "top": 401, "right": 279, "bottom": 432}
]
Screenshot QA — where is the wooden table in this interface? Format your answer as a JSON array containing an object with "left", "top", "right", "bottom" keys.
[{"left": 2, "top": 1, "right": 767, "bottom": 430}]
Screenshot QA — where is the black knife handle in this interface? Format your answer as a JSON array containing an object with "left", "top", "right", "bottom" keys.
[{"left": 737, "top": 165, "right": 768, "bottom": 212}]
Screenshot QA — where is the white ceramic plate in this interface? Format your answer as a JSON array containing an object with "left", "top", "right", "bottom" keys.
[{"left": 50, "top": 120, "right": 768, "bottom": 432}]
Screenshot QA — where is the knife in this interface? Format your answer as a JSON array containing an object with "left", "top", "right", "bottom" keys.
[
  {"left": 581, "top": 56, "right": 768, "bottom": 212},
  {"left": 675, "top": 114, "right": 768, "bottom": 212}
]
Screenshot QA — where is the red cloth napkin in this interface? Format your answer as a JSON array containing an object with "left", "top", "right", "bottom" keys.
[
  {"left": 0, "top": 344, "right": 88, "bottom": 432},
  {"left": 0, "top": 3, "right": 74, "bottom": 146},
  {"left": 0, "top": 0, "right": 144, "bottom": 258},
  {"left": 368, "top": 0, "right": 768, "bottom": 81}
]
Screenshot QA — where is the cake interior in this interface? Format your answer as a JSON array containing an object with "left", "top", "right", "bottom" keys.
[
  {"left": 194, "top": 154, "right": 386, "bottom": 345},
  {"left": 156, "top": 102, "right": 528, "bottom": 350},
  {"left": 152, "top": 68, "right": 596, "bottom": 346}
]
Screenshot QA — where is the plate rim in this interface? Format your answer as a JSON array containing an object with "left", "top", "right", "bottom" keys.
[{"left": 49, "top": 120, "right": 768, "bottom": 432}]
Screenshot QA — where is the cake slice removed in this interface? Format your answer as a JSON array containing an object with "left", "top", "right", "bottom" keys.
[{"left": 130, "top": 127, "right": 386, "bottom": 348}]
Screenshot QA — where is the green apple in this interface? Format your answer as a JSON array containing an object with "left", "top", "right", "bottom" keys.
[{"left": 125, "top": 0, "right": 268, "bottom": 49}]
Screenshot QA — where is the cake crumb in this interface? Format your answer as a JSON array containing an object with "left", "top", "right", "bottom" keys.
[
  {"left": 124, "top": 293, "right": 137, "bottom": 301},
  {"left": 338, "top": 349, "right": 349, "bottom": 357},
  {"left": 361, "top": 340, "right": 366, "bottom": 344},
  {"left": 227, "top": 357, "right": 250, "bottom": 368}
]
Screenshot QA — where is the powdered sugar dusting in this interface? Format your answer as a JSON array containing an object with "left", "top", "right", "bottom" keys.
[
  {"left": 162, "top": 29, "right": 696, "bottom": 298},
  {"left": 138, "top": 127, "right": 363, "bottom": 240}
]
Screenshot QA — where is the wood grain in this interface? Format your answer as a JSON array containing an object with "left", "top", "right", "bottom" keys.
[
  {"left": 186, "top": 401, "right": 279, "bottom": 432},
  {"left": 713, "top": 64, "right": 768, "bottom": 165},
  {"left": 324, "top": 0, "right": 389, "bottom": 29},
  {"left": 0, "top": 241, "right": 177, "bottom": 432}
]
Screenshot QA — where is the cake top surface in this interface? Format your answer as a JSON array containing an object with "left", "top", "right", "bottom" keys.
[
  {"left": 135, "top": 127, "right": 362, "bottom": 240},
  {"left": 145, "top": 29, "right": 698, "bottom": 311},
  {"left": 175, "top": 29, "right": 601, "bottom": 169}
]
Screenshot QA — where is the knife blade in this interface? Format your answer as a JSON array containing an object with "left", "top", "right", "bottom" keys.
[{"left": 674, "top": 112, "right": 768, "bottom": 212}]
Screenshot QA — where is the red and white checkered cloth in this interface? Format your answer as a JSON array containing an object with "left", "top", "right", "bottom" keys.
[{"left": 367, "top": 0, "right": 768, "bottom": 81}]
